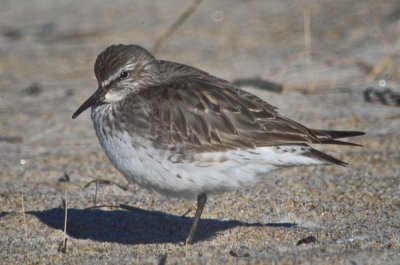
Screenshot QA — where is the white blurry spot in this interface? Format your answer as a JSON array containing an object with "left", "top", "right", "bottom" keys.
[
  {"left": 378, "top": 79, "right": 387, "bottom": 88},
  {"left": 212, "top": 10, "right": 224, "bottom": 22},
  {"left": 20, "top": 159, "right": 26, "bottom": 165}
]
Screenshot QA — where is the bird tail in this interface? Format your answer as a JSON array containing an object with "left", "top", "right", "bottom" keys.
[{"left": 312, "top": 129, "right": 365, "bottom": 146}]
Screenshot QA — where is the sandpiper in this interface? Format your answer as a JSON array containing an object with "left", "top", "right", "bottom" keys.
[{"left": 72, "top": 44, "right": 364, "bottom": 244}]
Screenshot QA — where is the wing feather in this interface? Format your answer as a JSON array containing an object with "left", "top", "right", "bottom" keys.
[{"left": 132, "top": 61, "right": 363, "bottom": 154}]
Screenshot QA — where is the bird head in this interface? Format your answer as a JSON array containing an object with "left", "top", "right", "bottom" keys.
[{"left": 72, "top": 44, "right": 159, "bottom": 119}]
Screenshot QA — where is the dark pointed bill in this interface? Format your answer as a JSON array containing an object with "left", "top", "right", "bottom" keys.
[{"left": 72, "top": 87, "right": 104, "bottom": 119}]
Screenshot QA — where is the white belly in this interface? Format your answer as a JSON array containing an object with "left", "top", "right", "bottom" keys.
[
  {"left": 94, "top": 131, "right": 259, "bottom": 199},
  {"left": 91, "top": 108, "right": 323, "bottom": 200}
]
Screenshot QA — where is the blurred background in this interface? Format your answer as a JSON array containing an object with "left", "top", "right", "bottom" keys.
[{"left": 0, "top": 0, "right": 399, "bottom": 263}]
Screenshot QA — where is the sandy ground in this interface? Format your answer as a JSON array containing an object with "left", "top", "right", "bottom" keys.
[{"left": 0, "top": 0, "right": 399, "bottom": 264}]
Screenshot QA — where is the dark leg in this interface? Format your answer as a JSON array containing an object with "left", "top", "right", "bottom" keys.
[{"left": 185, "top": 193, "right": 207, "bottom": 245}]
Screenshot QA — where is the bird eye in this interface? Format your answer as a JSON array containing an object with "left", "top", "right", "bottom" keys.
[{"left": 120, "top": 71, "right": 128, "bottom": 79}]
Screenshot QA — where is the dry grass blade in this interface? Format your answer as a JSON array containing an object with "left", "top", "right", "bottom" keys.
[
  {"left": 21, "top": 191, "right": 28, "bottom": 239},
  {"left": 152, "top": 0, "right": 203, "bottom": 54},
  {"left": 367, "top": 50, "right": 400, "bottom": 81},
  {"left": 303, "top": 7, "right": 315, "bottom": 91},
  {"left": 57, "top": 191, "right": 68, "bottom": 253}
]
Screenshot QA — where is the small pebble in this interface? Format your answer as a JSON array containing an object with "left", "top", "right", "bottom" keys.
[
  {"left": 296, "top": 235, "right": 317, "bottom": 245},
  {"left": 24, "top": 83, "right": 43, "bottom": 96}
]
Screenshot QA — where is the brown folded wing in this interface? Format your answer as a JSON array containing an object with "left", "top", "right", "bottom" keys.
[{"left": 135, "top": 63, "right": 363, "bottom": 153}]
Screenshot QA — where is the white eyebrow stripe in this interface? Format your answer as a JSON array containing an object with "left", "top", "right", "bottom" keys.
[
  {"left": 124, "top": 63, "right": 136, "bottom": 71},
  {"left": 101, "top": 63, "right": 137, "bottom": 87}
]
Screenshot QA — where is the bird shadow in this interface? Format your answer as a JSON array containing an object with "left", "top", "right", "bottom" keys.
[{"left": 28, "top": 206, "right": 296, "bottom": 245}]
